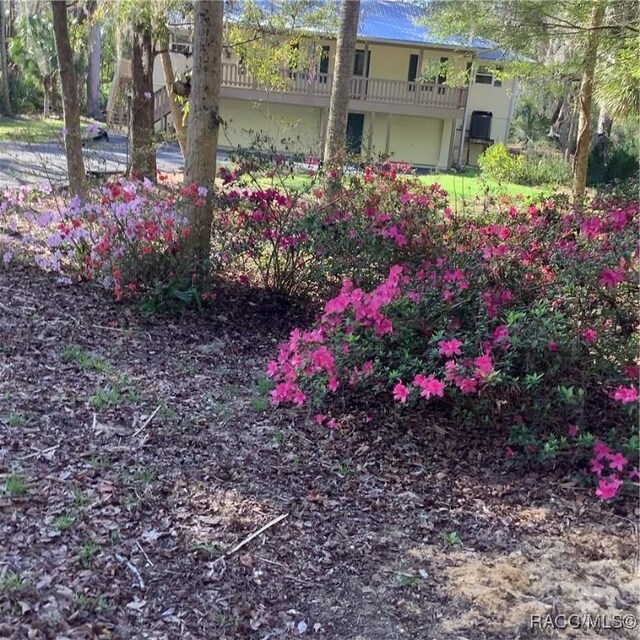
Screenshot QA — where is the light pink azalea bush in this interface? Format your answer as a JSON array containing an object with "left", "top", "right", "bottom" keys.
[
  {"left": 267, "top": 191, "right": 639, "bottom": 500},
  {"left": 0, "top": 176, "right": 201, "bottom": 304}
]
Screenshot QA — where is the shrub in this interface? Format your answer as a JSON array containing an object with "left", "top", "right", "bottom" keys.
[
  {"left": 268, "top": 194, "right": 639, "bottom": 500},
  {"left": 478, "top": 143, "right": 571, "bottom": 187},
  {"left": 216, "top": 157, "right": 448, "bottom": 297},
  {"left": 588, "top": 128, "right": 639, "bottom": 187},
  {"left": 0, "top": 177, "right": 201, "bottom": 305},
  {"left": 477, "top": 142, "right": 519, "bottom": 183},
  {"left": 512, "top": 150, "right": 572, "bottom": 186}
]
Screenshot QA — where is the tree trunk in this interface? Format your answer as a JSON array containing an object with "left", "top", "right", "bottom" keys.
[
  {"left": 43, "top": 76, "right": 51, "bottom": 118},
  {"left": 158, "top": 31, "right": 186, "bottom": 158},
  {"left": 572, "top": 3, "right": 605, "bottom": 200},
  {"left": 0, "top": 0, "right": 12, "bottom": 116},
  {"left": 51, "top": 1, "right": 86, "bottom": 197},
  {"left": 183, "top": 0, "right": 223, "bottom": 266},
  {"left": 86, "top": 17, "right": 102, "bottom": 119},
  {"left": 323, "top": 0, "right": 360, "bottom": 170},
  {"left": 129, "top": 20, "right": 156, "bottom": 181}
]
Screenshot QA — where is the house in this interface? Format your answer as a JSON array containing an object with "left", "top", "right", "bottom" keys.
[{"left": 107, "top": 0, "right": 520, "bottom": 169}]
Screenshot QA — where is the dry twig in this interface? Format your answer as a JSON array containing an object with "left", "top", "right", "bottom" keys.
[
  {"left": 213, "top": 514, "right": 289, "bottom": 567},
  {"left": 116, "top": 553, "right": 145, "bottom": 589},
  {"left": 131, "top": 405, "right": 162, "bottom": 438},
  {"left": 21, "top": 444, "right": 61, "bottom": 461},
  {"left": 136, "top": 541, "right": 154, "bottom": 567}
]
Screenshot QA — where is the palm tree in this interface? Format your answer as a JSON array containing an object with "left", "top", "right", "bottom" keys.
[
  {"left": 13, "top": 13, "right": 58, "bottom": 117},
  {"left": 51, "top": 0, "right": 86, "bottom": 196},
  {"left": 323, "top": 0, "right": 360, "bottom": 167},
  {"left": 183, "top": 0, "right": 223, "bottom": 267}
]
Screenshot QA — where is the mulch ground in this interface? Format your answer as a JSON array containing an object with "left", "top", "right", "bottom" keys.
[{"left": 1, "top": 265, "right": 638, "bottom": 640}]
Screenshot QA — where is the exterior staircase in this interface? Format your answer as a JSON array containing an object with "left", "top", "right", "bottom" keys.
[
  {"left": 106, "top": 58, "right": 184, "bottom": 129},
  {"left": 106, "top": 60, "right": 133, "bottom": 129}
]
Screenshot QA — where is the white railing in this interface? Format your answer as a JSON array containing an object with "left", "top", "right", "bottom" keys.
[
  {"left": 151, "top": 63, "right": 467, "bottom": 125},
  {"left": 352, "top": 77, "right": 466, "bottom": 109},
  {"left": 221, "top": 63, "right": 466, "bottom": 110}
]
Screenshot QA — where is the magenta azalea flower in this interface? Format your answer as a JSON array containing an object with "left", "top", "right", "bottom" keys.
[
  {"left": 608, "top": 452, "right": 628, "bottom": 472},
  {"left": 613, "top": 386, "right": 638, "bottom": 404},
  {"left": 595, "top": 476, "right": 622, "bottom": 501},
  {"left": 413, "top": 374, "right": 445, "bottom": 399},
  {"left": 393, "top": 382, "right": 409, "bottom": 403},
  {"left": 438, "top": 339, "right": 462, "bottom": 357}
]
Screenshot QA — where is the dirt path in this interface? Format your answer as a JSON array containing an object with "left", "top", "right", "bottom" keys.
[{"left": 1, "top": 266, "right": 638, "bottom": 639}]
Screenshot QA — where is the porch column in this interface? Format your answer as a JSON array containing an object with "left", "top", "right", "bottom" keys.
[
  {"left": 363, "top": 41, "right": 369, "bottom": 101},
  {"left": 320, "top": 107, "right": 329, "bottom": 160},
  {"left": 385, "top": 113, "right": 393, "bottom": 155},
  {"left": 438, "top": 119, "right": 453, "bottom": 169},
  {"left": 415, "top": 48, "right": 424, "bottom": 105},
  {"left": 367, "top": 111, "right": 375, "bottom": 159}
]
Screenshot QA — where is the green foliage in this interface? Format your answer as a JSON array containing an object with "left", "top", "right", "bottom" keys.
[
  {"left": 0, "top": 571, "right": 25, "bottom": 594},
  {"left": 595, "top": 22, "right": 640, "bottom": 121},
  {"left": 4, "top": 472, "right": 28, "bottom": 497},
  {"left": 89, "top": 387, "right": 122, "bottom": 409},
  {"left": 53, "top": 513, "right": 76, "bottom": 531},
  {"left": 61, "top": 346, "right": 109, "bottom": 372},
  {"left": 478, "top": 143, "right": 571, "bottom": 187},
  {"left": 477, "top": 142, "right": 519, "bottom": 183},
  {"left": 442, "top": 531, "right": 462, "bottom": 546},
  {"left": 8, "top": 13, "right": 58, "bottom": 113},
  {"left": 78, "top": 539, "right": 101, "bottom": 566},
  {"left": 588, "top": 125, "right": 639, "bottom": 186}
]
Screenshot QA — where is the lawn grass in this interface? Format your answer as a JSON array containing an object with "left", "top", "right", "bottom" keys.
[
  {"left": 0, "top": 116, "right": 64, "bottom": 142},
  {"left": 418, "top": 169, "right": 547, "bottom": 202},
  {"left": 0, "top": 116, "right": 102, "bottom": 143}
]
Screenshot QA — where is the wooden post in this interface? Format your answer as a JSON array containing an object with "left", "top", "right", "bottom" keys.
[
  {"left": 385, "top": 113, "right": 392, "bottom": 155},
  {"left": 367, "top": 111, "right": 375, "bottom": 159}
]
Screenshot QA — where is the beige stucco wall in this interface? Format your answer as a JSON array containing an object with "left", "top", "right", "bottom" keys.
[
  {"left": 365, "top": 42, "right": 469, "bottom": 83},
  {"left": 366, "top": 43, "right": 419, "bottom": 80},
  {"left": 465, "top": 77, "right": 517, "bottom": 144},
  {"left": 218, "top": 98, "right": 323, "bottom": 156}
]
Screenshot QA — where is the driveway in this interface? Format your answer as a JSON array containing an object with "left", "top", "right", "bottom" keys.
[{"left": 0, "top": 132, "right": 195, "bottom": 188}]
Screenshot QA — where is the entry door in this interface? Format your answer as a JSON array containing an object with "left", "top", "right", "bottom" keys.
[
  {"left": 352, "top": 48, "right": 371, "bottom": 98},
  {"left": 346, "top": 113, "right": 365, "bottom": 155}
]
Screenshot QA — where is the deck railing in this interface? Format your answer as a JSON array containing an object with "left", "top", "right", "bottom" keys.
[
  {"left": 220, "top": 63, "right": 466, "bottom": 110},
  {"left": 152, "top": 62, "right": 467, "bottom": 124}
]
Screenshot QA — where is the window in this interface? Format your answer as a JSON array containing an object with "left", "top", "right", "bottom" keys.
[
  {"left": 436, "top": 56, "right": 448, "bottom": 95},
  {"left": 407, "top": 54, "right": 419, "bottom": 91},
  {"left": 465, "top": 61, "right": 473, "bottom": 85},
  {"left": 475, "top": 66, "right": 502, "bottom": 86},
  {"left": 353, "top": 49, "right": 370, "bottom": 77},
  {"left": 408, "top": 54, "right": 419, "bottom": 82},
  {"left": 319, "top": 45, "right": 330, "bottom": 75},
  {"left": 170, "top": 42, "right": 192, "bottom": 56},
  {"left": 437, "top": 57, "right": 448, "bottom": 85}
]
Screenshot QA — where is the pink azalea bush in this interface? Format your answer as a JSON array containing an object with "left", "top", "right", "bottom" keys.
[
  {"left": 1, "top": 163, "right": 637, "bottom": 502},
  {"left": 215, "top": 159, "right": 448, "bottom": 295},
  {"left": 267, "top": 190, "right": 639, "bottom": 501}
]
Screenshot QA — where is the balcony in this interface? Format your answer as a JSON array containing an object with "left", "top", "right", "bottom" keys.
[{"left": 153, "top": 62, "right": 468, "bottom": 123}]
